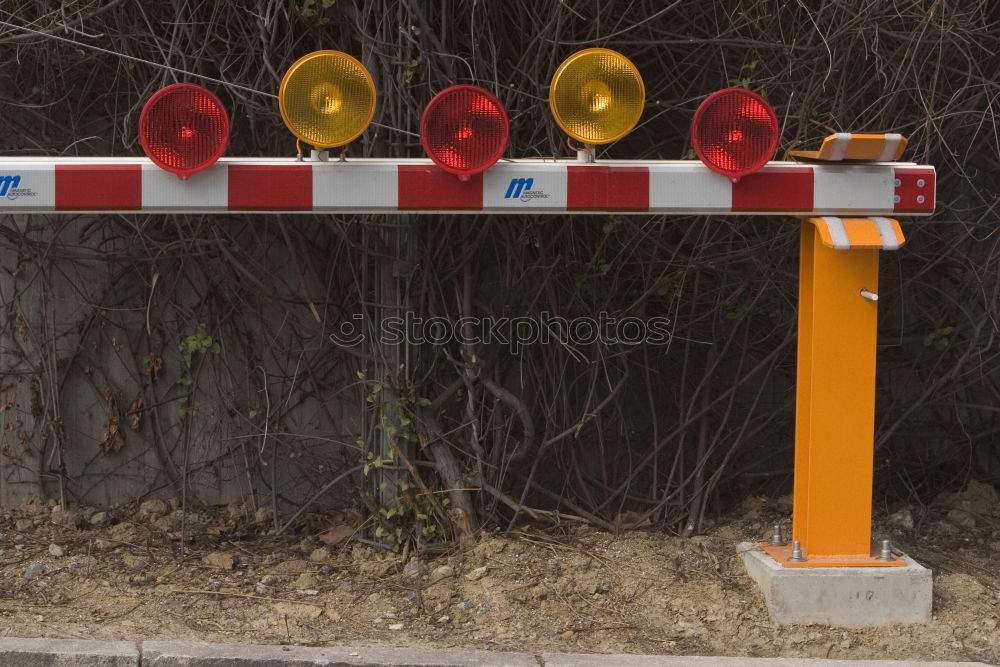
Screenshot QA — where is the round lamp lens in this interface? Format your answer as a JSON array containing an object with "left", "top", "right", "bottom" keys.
[
  {"left": 278, "top": 51, "right": 376, "bottom": 149},
  {"left": 549, "top": 48, "right": 644, "bottom": 144},
  {"left": 139, "top": 83, "right": 229, "bottom": 179},
  {"left": 421, "top": 85, "right": 509, "bottom": 176},
  {"left": 691, "top": 88, "right": 779, "bottom": 181}
]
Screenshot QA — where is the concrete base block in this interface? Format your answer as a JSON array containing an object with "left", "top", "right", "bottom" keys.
[
  {"left": 738, "top": 542, "right": 932, "bottom": 627},
  {"left": 0, "top": 637, "right": 139, "bottom": 666}
]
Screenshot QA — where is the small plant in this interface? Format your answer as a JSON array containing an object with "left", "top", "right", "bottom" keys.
[
  {"left": 176, "top": 323, "right": 221, "bottom": 416},
  {"left": 300, "top": 0, "right": 335, "bottom": 25},
  {"left": 403, "top": 56, "right": 421, "bottom": 85},
  {"left": 359, "top": 380, "right": 445, "bottom": 550},
  {"left": 924, "top": 326, "right": 955, "bottom": 350}
]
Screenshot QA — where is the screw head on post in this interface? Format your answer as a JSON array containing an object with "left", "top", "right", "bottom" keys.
[
  {"left": 877, "top": 539, "right": 896, "bottom": 561},
  {"left": 769, "top": 524, "right": 786, "bottom": 546}
]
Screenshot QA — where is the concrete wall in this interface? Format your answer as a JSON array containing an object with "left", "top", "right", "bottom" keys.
[{"left": 0, "top": 215, "right": 362, "bottom": 510}]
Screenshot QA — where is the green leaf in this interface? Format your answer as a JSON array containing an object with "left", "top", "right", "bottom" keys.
[
  {"left": 924, "top": 326, "right": 956, "bottom": 350},
  {"left": 656, "top": 281, "right": 678, "bottom": 297},
  {"left": 404, "top": 56, "right": 422, "bottom": 85}
]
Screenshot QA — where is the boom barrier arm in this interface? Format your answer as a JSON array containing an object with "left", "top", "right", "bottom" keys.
[{"left": 0, "top": 158, "right": 934, "bottom": 217}]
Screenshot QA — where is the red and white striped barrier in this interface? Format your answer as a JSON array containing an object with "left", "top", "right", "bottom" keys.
[{"left": 0, "top": 158, "right": 935, "bottom": 216}]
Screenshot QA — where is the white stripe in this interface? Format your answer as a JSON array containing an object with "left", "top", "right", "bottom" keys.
[
  {"left": 313, "top": 163, "right": 396, "bottom": 210},
  {"left": 0, "top": 163, "right": 55, "bottom": 210},
  {"left": 483, "top": 163, "right": 567, "bottom": 210},
  {"left": 871, "top": 216, "right": 899, "bottom": 250},
  {"left": 648, "top": 164, "right": 731, "bottom": 212},
  {"left": 825, "top": 133, "right": 852, "bottom": 161},
  {"left": 813, "top": 165, "right": 894, "bottom": 214},
  {"left": 821, "top": 216, "right": 851, "bottom": 249},
  {"left": 876, "top": 134, "right": 903, "bottom": 162},
  {"left": 142, "top": 163, "right": 228, "bottom": 210}
]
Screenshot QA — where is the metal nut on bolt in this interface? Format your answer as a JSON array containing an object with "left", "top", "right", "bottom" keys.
[{"left": 788, "top": 540, "right": 807, "bottom": 562}]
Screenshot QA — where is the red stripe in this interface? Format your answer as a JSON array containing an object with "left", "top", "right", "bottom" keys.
[
  {"left": 228, "top": 165, "right": 312, "bottom": 211},
  {"left": 893, "top": 168, "right": 934, "bottom": 213},
  {"left": 55, "top": 165, "right": 141, "bottom": 210},
  {"left": 732, "top": 168, "right": 813, "bottom": 211},
  {"left": 398, "top": 166, "right": 482, "bottom": 210},
  {"left": 567, "top": 166, "right": 649, "bottom": 212}
]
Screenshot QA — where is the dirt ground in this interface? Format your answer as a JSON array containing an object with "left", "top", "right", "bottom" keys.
[{"left": 1, "top": 481, "right": 997, "bottom": 663}]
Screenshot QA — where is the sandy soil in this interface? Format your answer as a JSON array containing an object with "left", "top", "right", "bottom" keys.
[{"left": 0, "top": 481, "right": 997, "bottom": 663}]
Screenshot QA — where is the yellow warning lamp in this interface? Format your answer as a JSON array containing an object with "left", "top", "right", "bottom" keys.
[
  {"left": 548, "top": 48, "right": 644, "bottom": 145},
  {"left": 278, "top": 50, "right": 376, "bottom": 149}
]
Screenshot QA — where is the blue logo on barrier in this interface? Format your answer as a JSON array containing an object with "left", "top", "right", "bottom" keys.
[
  {"left": 505, "top": 178, "right": 533, "bottom": 200},
  {"left": 0, "top": 174, "right": 36, "bottom": 201},
  {"left": 0, "top": 175, "right": 21, "bottom": 199},
  {"left": 504, "top": 177, "right": 549, "bottom": 202}
]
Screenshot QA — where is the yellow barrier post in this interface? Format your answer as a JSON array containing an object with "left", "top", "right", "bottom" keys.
[{"left": 764, "top": 218, "right": 906, "bottom": 567}]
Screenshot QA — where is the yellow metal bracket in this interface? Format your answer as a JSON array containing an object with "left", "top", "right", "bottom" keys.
[
  {"left": 809, "top": 216, "right": 905, "bottom": 250},
  {"left": 763, "top": 217, "right": 907, "bottom": 567},
  {"left": 788, "top": 133, "right": 908, "bottom": 162}
]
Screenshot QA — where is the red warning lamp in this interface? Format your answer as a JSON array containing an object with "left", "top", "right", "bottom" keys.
[
  {"left": 139, "top": 83, "right": 230, "bottom": 180},
  {"left": 691, "top": 88, "right": 779, "bottom": 182},
  {"left": 420, "top": 85, "right": 509, "bottom": 178}
]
